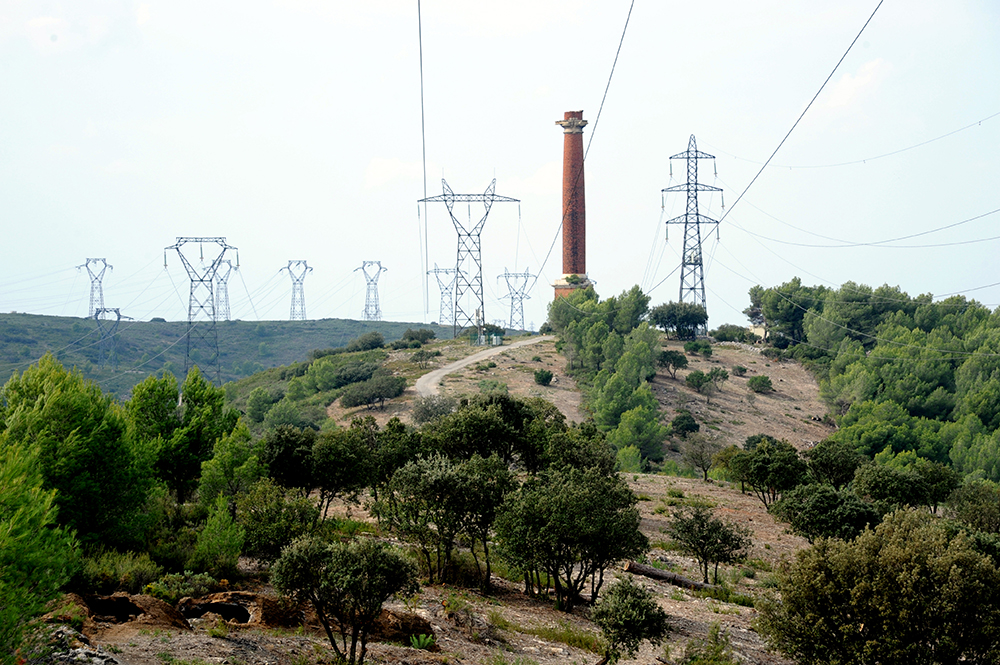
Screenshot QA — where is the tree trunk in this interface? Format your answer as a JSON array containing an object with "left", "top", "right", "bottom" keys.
[{"left": 623, "top": 560, "right": 717, "bottom": 591}]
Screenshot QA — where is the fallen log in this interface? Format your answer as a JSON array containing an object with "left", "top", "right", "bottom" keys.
[{"left": 623, "top": 561, "right": 716, "bottom": 591}]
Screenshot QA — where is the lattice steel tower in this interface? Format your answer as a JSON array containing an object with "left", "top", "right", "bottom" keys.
[
  {"left": 498, "top": 268, "right": 534, "bottom": 331},
  {"left": 356, "top": 261, "right": 386, "bottom": 321},
  {"left": 78, "top": 258, "right": 112, "bottom": 318},
  {"left": 164, "top": 237, "right": 238, "bottom": 383},
  {"left": 281, "top": 260, "right": 313, "bottom": 321},
  {"left": 94, "top": 308, "right": 131, "bottom": 369},
  {"left": 663, "top": 135, "right": 722, "bottom": 331},
  {"left": 215, "top": 260, "right": 236, "bottom": 321},
  {"left": 419, "top": 179, "right": 518, "bottom": 338},
  {"left": 427, "top": 263, "right": 457, "bottom": 326}
]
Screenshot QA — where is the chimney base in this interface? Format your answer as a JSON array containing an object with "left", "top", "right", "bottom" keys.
[{"left": 553, "top": 273, "right": 592, "bottom": 299}]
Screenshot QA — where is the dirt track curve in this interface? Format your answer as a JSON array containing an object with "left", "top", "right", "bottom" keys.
[{"left": 414, "top": 335, "right": 554, "bottom": 397}]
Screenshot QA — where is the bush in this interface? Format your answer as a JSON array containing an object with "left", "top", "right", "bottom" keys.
[
  {"left": 236, "top": 478, "right": 319, "bottom": 564},
  {"left": 747, "top": 375, "right": 773, "bottom": 393},
  {"left": 684, "top": 340, "right": 712, "bottom": 357},
  {"left": 411, "top": 395, "right": 457, "bottom": 424},
  {"left": 671, "top": 410, "right": 700, "bottom": 438},
  {"left": 591, "top": 577, "right": 669, "bottom": 663},
  {"left": 534, "top": 369, "right": 554, "bottom": 386},
  {"left": 731, "top": 365, "right": 747, "bottom": 377},
  {"left": 145, "top": 571, "right": 218, "bottom": 605},
  {"left": 403, "top": 328, "right": 436, "bottom": 344},
  {"left": 340, "top": 375, "right": 407, "bottom": 409},
  {"left": 346, "top": 332, "right": 385, "bottom": 352},
  {"left": 190, "top": 497, "right": 245, "bottom": 578},
  {"left": 80, "top": 550, "right": 164, "bottom": 595},
  {"left": 709, "top": 324, "right": 750, "bottom": 343},
  {"left": 756, "top": 509, "right": 1000, "bottom": 665}
]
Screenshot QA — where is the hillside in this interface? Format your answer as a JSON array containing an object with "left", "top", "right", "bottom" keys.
[
  {"left": 52, "top": 334, "right": 813, "bottom": 665},
  {"left": 0, "top": 312, "right": 452, "bottom": 395}
]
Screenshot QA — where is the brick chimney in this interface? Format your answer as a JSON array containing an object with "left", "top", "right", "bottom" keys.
[{"left": 554, "top": 111, "right": 591, "bottom": 299}]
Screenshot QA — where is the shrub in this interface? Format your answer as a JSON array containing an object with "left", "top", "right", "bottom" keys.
[
  {"left": 411, "top": 395, "right": 457, "bottom": 424},
  {"left": 236, "top": 478, "right": 319, "bottom": 564},
  {"left": 272, "top": 537, "right": 418, "bottom": 665},
  {"left": 402, "top": 328, "right": 436, "bottom": 344},
  {"left": 189, "top": 497, "right": 245, "bottom": 578},
  {"left": 145, "top": 571, "right": 218, "bottom": 605},
  {"left": 747, "top": 375, "right": 773, "bottom": 393},
  {"left": 80, "top": 550, "right": 164, "bottom": 595},
  {"left": 340, "top": 375, "right": 407, "bottom": 409},
  {"left": 731, "top": 365, "right": 747, "bottom": 377},
  {"left": 709, "top": 324, "right": 750, "bottom": 343},
  {"left": 671, "top": 411, "right": 700, "bottom": 438},
  {"left": 534, "top": 369, "right": 553, "bottom": 386},
  {"left": 684, "top": 340, "right": 712, "bottom": 357},
  {"left": 346, "top": 332, "right": 385, "bottom": 352},
  {"left": 591, "top": 577, "right": 669, "bottom": 664}
]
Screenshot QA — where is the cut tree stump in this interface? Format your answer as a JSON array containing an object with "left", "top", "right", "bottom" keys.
[{"left": 623, "top": 561, "right": 716, "bottom": 591}]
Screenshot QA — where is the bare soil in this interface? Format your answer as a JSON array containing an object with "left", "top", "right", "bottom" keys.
[{"left": 50, "top": 338, "right": 832, "bottom": 665}]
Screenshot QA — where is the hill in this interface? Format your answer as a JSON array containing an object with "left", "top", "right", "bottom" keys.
[{"left": 0, "top": 312, "right": 452, "bottom": 395}]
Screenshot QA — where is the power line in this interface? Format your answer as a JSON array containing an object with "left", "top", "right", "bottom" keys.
[
  {"left": 718, "top": 0, "right": 884, "bottom": 227},
  {"left": 705, "top": 109, "right": 1000, "bottom": 170}
]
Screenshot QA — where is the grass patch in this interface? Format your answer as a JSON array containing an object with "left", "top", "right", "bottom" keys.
[
  {"left": 695, "top": 585, "right": 755, "bottom": 608},
  {"left": 488, "top": 612, "right": 603, "bottom": 654}
]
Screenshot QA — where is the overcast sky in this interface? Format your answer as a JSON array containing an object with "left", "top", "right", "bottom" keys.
[{"left": 2, "top": 1, "right": 999, "bottom": 334}]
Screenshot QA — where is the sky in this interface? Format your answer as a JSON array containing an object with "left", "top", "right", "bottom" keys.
[{"left": 1, "top": 0, "right": 999, "bottom": 334}]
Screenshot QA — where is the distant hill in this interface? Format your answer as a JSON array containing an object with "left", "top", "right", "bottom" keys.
[{"left": 0, "top": 312, "right": 452, "bottom": 395}]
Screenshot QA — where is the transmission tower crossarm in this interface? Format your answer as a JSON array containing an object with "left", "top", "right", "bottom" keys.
[{"left": 662, "top": 183, "right": 722, "bottom": 193}]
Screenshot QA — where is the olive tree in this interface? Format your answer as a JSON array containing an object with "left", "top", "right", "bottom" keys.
[
  {"left": 666, "top": 505, "right": 751, "bottom": 584},
  {"left": 495, "top": 467, "right": 647, "bottom": 611},
  {"left": 272, "top": 537, "right": 418, "bottom": 665}
]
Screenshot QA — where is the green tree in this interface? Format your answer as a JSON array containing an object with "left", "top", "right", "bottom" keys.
[
  {"left": 190, "top": 495, "right": 244, "bottom": 578},
  {"left": 666, "top": 505, "right": 752, "bottom": 584},
  {"left": 685, "top": 370, "right": 712, "bottom": 394},
  {"left": 948, "top": 480, "right": 1000, "bottom": 534},
  {"left": 730, "top": 439, "right": 807, "bottom": 508},
  {"left": 0, "top": 445, "right": 79, "bottom": 660},
  {"left": 671, "top": 410, "right": 700, "bottom": 438},
  {"left": 456, "top": 454, "right": 516, "bottom": 592},
  {"left": 0, "top": 355, "right": 152, "bottom": 547},
  {"left": 590, "top": 577, "right": 669, "bottom": 665},
  {"left": 746, "top": 375, "right": 773, "bottom": 393},
  {"left": 657, "top": 349, "right": 688, "bottom": 379},
  {"left": 852, "top": 462, "right": 928, "bottom": 516},
  {"left": 410, "top": 395, "right": 456, "bottom": 425},
  {"left": 260, "top": 425, "right": 316, "bottom": 495},
  {"left": 312, "top": 425, "right": 371, "bottom": 522},
  {"left": 159, "top": 367, "right": 239, "bottom": 504},
  {"left": 707, "top": 367, "right": 729, "bottom": 391},
  {"left": 372, "top": 454, "right": 469, "bottom": 583},
  {"left": 496, "top": 467, "right": 647, "bottom": 611},
  {"left": 769, "top": 483, "right": 878, "bottom": 542},
  {"left": 649, "top": 301, "right": 708, "bottom": 340},
  {"left": 272, "top": 537, "right": 418, "bottom": 665},
  {"left": 235, "top": 478, "right": 318, "bottom": 564},
  {"left": 802, "top": 438, "right": 861, "bottom": 488},
  {"left": 198, "top": 420, "right": 265, "bottom": 513},
  {"left": 756, "top": 509, "right": 1000, "bottom": 665},
  {"left": 605, "top": 405, "right": 668, "bottom": 462},
  {"left": 246, "top": 386, "right": 282, "bottom": 423}
]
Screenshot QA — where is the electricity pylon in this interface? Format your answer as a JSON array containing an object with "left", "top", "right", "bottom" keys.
[
  {"left": 164, "top": 237, "right": 238, "bottom": 383},
  {"left": 419, "top": 179, "right": 519, "bottom": 338},
  {"left": 356, "top": 261, "right": 386, "bottom": 321},
  {"left": 498, "top": 267, "right": 533, "bottom": 331},
  {"left": 215, "top": 259, "right": 236, "bottom": 321},
  {"left": 78, "top": 258, "right": 112, "bottom": 318},
  {"left": 427, "top": 263, "right": 457, "bottom": 326},
  {"left": 663, "top": 134, "right": 722, "bottom": 334},
  {"left": 282, "top": 260, "right": 313, "bottom": 321},
  {"left": 94, "top": 307, "right": 131, "bottom": 369}
]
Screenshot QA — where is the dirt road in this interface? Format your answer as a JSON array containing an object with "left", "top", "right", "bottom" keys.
[{"left": 414, "top": 335, "right": 554, "bottom": 397}]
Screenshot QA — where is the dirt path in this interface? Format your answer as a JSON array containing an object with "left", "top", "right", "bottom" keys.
[{"left": 415, "top": 335, "right": 555, "bottom": 397}]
